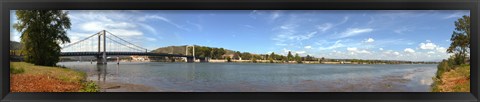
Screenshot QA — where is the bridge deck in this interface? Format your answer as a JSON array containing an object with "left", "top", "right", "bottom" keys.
[{"left": 60, "top": 52, "right": 193, "bottom": 58}]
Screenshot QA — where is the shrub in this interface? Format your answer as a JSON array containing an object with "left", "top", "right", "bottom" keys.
[
  {"left": 80, "top": 81, "right": 99, "bottom": 92},
  {"left": 226, "top": 57, "right": 232, "bottom": 62}
]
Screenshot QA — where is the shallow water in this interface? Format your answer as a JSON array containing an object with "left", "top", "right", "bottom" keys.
[{"left": 58, "top": 62, "right": 437, "bottom": 92}]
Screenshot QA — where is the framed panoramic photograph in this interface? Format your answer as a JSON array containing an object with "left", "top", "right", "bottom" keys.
[{"left": 0, "top": 0, "right": 478, "bottom": 102}]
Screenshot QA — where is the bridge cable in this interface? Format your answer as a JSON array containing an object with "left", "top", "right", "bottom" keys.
[
  {"left": 105, "top": 36, "right": 145, "bottom": 52},
  {"left": 61, "top": 31, "right": 102, "bottom": 49},
  {"left": 105, "top": 31, "right": 148, "bottom": 52}
]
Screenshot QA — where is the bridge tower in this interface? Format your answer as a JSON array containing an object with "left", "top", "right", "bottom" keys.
[
  {"left": 185, "top": 45, "right": 195, "bottom": 62},
  {"left": 97, "top": 30, "right": 107, "bottom": 64}
]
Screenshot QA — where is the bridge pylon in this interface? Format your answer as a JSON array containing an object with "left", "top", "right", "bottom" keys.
[{"left": 97, "top": 30, "right": 107, "bottom": 64}]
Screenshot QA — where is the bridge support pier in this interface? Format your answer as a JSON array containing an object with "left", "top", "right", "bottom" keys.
[
  {"left": 97, "top": 55, "right": 107, "bottom": 64},
  {"left": 199, "top": 57, "right": 208, "bottom": 62},
  {"left": 186, "top": 57, "right": 194, "bottom": 63}
]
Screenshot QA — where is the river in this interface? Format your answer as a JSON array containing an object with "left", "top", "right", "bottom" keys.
[{"left": 58, "top": 62, "right": 438, "bottom": 92}]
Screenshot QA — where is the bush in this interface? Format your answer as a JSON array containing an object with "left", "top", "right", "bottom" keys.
[
  {"left": 251, "top": 58, "right": 257, "bottom": 63},
  {"left": 226, "top": 57, "right": 232, "bottom": 62},
  {"left": 80, "top": 81, "right": 99, "bottom": 92}
]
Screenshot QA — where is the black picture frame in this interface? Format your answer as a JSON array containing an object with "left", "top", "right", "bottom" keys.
[{"left": 0, "top": 0, "right": 478, "bottom": 102}]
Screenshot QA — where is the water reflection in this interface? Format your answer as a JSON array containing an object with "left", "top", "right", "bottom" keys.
[
  {"left": 58, "top": 62, "right": 438, "bottom": 92},
  {"left": 96, "top": 64, "right": 107, "bottom": 92}
]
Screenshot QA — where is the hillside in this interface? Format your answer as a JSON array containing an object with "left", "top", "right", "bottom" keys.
[
  {"left": 150, "top": 45, "right": 236, "bottom": 55},
  {"left": 10, "top": 41, "right": 21, "bottom": 50}
]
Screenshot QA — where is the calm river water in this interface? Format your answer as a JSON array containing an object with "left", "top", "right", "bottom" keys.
[{"left": 58, "top": 62, "right": 437, "bottom": 92}]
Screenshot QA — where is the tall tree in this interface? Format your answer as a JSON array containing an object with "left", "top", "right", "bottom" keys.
[
  {"left": 14, "top": 10, "right": 71, "bottom": 66},
  {"left": 270, "top": 52, "right": 275, "bottom": 60},
  {"left": 287, "top": 51, "right": 293, "bottom": 61},
  {"left": 294, "top": 53, "right": 302, "bottom": 63},
  {"left": 447, "top": 15, "right": 470, "bottom": 65}
]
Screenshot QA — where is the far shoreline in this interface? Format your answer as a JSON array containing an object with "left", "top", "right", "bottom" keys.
[{"left": 59, "top": 60, "right": 439, "bottom": 65}]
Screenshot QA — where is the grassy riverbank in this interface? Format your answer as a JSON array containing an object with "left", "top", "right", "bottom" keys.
[
  {"left": 432, "top": 64, "right": 470, "bottom": 92},
  {"left": 10, "top": 62, "right": 99, "bottom": 92}
]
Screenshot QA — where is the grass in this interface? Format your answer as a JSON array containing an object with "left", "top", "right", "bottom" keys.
[
  {"left": 10, "top": 62, "right": 98, "bottom": 92},
  {"left": 10, "top": 64, "right": 25, "bottom": 74},
  {"left": 432, "top": 64, "right": 470, "bottom": 92}
]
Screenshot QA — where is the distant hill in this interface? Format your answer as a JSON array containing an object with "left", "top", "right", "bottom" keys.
[
  {"left": 10, "top": 41, "right": 21, "bottom": 50},
  {"left": 150, "top": 45, "right": 188, "bottom": 55},
  {"left": 151, "top": 45, "right": 236, "bottom": 56}
]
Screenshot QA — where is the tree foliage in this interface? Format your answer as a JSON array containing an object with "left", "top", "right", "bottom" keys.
[
  {"left": 447, "top": 15, "right": 470, "bottom": 65},
  {"left": 294, "top": 53, "right": 302, "bottom": 63},
  {"left": 13, "top": 10, "right": 71, "bottom": 66},
  {"left": 287, "top": 51, "right": 293, "bottom": 61}
]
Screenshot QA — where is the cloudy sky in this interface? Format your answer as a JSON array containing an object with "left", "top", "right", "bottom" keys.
[{"left": 10, "top": 10, "right": 469, "bottom": 61}]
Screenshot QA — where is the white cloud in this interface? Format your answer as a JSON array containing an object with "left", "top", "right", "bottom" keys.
[
  {"left": 273, "top": 23, "right": 318, "bottom": 46},
  {"left": 270, "top": 10, "right": 281, "bottom": 21},
  {"left": 304, "top": 46, "right": 312, "bottom": 49},
  {"left": 419, "top": 42, "right": 437, "bottom": 50},
  {"left": 283, "top": 48, "right": 291, "bottom": 54},
  {"left": 317, "top": 23, "right": 333, "bottom": 32},
  {"left": 275, "top": 43, "right": 288, "bottom": 46},
  {"left": 364, "top": 38, "right": 375, "bottom": 43},
  {"left": 427, "top": 51, "right": 435, "bottom": 54},
  {"left": 393, "top": 52, "right": 400, "bottom": 55},
  {"left": 347, "top": 47, "right": 358, "bottom": 51},
  {"left": 187, "top": 21, "right": 203, "bottom": 31},
  {"left": 146, "top": 37, "right": 157, "bottom": 41},
  {"left": 347, "top": 47, "right": 370, "bottom": 54},
  {"left": 404, "top": 48, "right": 415, "bottom": 53},
  {"left": 318, "top": 40, "right": 345, "bottom": 50},
  {"left": 394, "top": 26, "right": 413, "bottom": 34},
  {"left": 144, "top": 15, "right": 190, "bottom": 31},
  {"left": 436, "top": 47, "right": 447, "bottom": 53},
  {"left": 379, "top": 48, "right": 384, "bottom": 51},
  {"left": 443, "top": 11, "right": 469, "bottom": 19},
  {"left": 296, "top": 51, "right": 306, "bottom": 54},
  {"left": 383, "top": 50, "right": 400, "bottom": 56},
  {"left": 337, "top": 28, "right": 373, "bottom": 38},
  {"left": 339, "top": 16, "right": 349, "bottom": 25}
]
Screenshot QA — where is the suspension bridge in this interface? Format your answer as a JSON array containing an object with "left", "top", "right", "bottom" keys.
[{"left": 61, "top": 30, "right": 197, "bottom": 64}]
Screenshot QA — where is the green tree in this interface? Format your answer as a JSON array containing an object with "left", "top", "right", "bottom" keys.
[
  {"left": 447, "top": 15, "right": 470, "bottom": 65},
  {"left": 270, "top": 52, "right": 275, "bottom": 60},
  {"left": 294, "top": 53, "right": 302, "bottom": 63},
  {"left": 14, "top": 10, "right": 71, "bottom": 66},
  {"left": 305, "top": 55, "right": 312, "bottom": 61},
  {"left": 226, "top": 57, "right": 232, "bottom": 62},
  {"left": 287, "top": 51, "right": 293, "bottom": 61},
  {"left": 320, "top": 57, "right": 325, "bottom": 63},
  {"left": 241, "top": 52, "right": 252, "bottom": 60}
]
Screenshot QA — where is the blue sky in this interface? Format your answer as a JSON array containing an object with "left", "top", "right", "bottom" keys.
[{"left": 10, "top": 10, "right": 469, "bottom": 61}]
